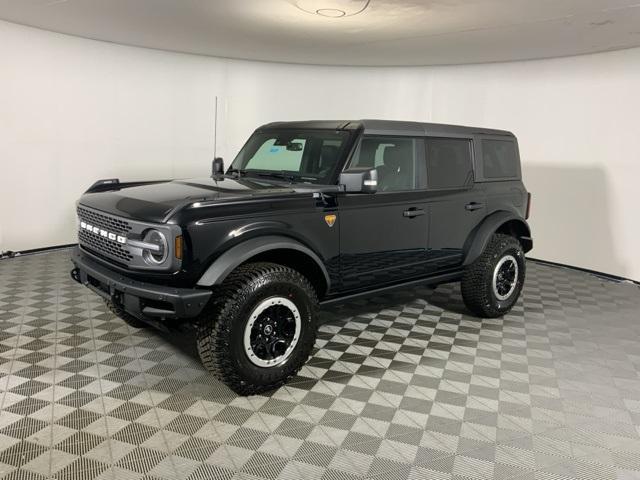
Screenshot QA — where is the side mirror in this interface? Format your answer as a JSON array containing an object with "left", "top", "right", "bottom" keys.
[
  {"left": 211, "top": 157, "right": 224, "bottom": 178},
  {"left": 339, "top": 168, "right": 377, "bottom": 194}
]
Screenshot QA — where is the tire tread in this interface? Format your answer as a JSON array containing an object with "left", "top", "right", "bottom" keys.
[
  {"left": 461, "top": 233, "right": 524, "bottom": 318},
  {"left": 196, "top": 262, "right": 317, "bottom": 395}
]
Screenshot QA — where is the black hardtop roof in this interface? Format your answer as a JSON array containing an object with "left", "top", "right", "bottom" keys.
[{"left": 259, "top": 119, "right": 514, "bottom": 137}]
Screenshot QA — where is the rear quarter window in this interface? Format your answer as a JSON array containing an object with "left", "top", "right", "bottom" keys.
[
  {"left": 426, "top": 137, "right": 474, "bottom": 189},
  {"left": 482, "top": 139, "right": 519, "bottom": 179}
]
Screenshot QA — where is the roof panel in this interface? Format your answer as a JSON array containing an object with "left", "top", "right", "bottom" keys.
[{"left": 258, "top": 119, "right": 514, "bottom": 137}]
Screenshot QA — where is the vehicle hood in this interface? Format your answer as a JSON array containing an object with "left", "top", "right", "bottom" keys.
[{"left": 78, "top": 176, "right": 326, "bottom": 223}]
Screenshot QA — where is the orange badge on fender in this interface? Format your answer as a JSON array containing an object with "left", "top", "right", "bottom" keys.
[{"left": 324, "top": 214, "right": 337, "bottom": 227}]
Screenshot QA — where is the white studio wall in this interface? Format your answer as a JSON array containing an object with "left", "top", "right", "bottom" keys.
[{"left": 1, "top": 20, "right": 639, "bottom": 280}]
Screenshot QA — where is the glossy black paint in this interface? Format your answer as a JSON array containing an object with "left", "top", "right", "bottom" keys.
[
  {"left": 338, "top": 190, "right": 430, "bottom": 290},
  {"left": 74, "top": 120, "right": 532, "bottom": 309},
  {"left": 79, "top": 177, "right": 307, "bottom": 223}
]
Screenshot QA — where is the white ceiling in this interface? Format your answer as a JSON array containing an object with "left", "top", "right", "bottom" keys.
[{"left": 1, "top": 0, "right": 640, "bottom": 66}]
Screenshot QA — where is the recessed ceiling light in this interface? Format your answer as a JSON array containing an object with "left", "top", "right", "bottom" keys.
[
  {"left": 315, "top": 8, "right": 346, "bottom": 17},
  {"left": 294, "top": 0, "right": 370, "bottom": 18}
]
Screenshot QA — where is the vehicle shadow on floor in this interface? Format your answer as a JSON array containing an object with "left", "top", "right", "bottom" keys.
[
  {"left": 154, "top": 281, "right": 471, "bottom": 365},
  {"left": 318, "top": 281, "right": 469, "bottom": 325}
]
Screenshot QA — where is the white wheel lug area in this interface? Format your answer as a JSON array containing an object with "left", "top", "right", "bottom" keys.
[
  {"left": 243, "top": 296, "right": 301, "bottom": 368},
  {"left": 492, "top": 255, "right": 518, "bottom": 301}
]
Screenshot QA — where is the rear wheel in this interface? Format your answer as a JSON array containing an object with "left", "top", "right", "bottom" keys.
[
  {"left": 461, "top": 233, "right": 525, "bottom": 318},
  {"left": 104, "top": 298, "right": 148, "bottom": 328},
  {"left": 196, "top": 262, "right": 317, "bottom": 395}
]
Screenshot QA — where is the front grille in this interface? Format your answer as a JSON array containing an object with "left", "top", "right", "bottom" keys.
[
  {"left": 80, "top": 244, "right": 129, "bottom": 268},
  {"left": 78, "top": 229, "right": 133, "bottom": 262},
  {"left": 77, "top": 206, "right": 132, "bottom": 235},
  {"left": 77, "top": 206, "right": 133, "bottom": 263}
]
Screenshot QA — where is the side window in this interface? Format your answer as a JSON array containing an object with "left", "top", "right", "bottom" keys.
[
  {"left": 426, "top": 137, "right": 473, "bottom": 189},
  {"left": 482, "top": 139, "right": 518, "bottom": 179},
  {"left": 245, "top": 138, "right": 306, "bottom": 171},
  {"left": 316, "top": 138, "right": 342, "bottom": 176},
  {"left": 349, "top": 136, "right": 420, "bottom": 192}
]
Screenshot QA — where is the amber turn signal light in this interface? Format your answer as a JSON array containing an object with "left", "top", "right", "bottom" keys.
[{"left": 175, "top": 235, "right": 183, "bottom": 259}]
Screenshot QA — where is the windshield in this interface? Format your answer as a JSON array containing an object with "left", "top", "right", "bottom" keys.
[{"left": 229, "top": 129, "right": 350, "bottom": 184}]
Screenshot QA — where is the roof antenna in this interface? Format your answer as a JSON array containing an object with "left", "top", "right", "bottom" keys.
[
  {"left": 210, "top": 95, "right": 225, "bottom": 181},
  {"left": 213, "top": 95, "right": 218, "bottom": 159}
]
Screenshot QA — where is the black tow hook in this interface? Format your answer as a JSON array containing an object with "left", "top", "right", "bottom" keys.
[{"left": 70, "top": 268, "right": 81, "bottom": 284}]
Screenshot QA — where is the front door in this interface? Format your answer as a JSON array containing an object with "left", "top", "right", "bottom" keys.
[{"left": 337, "top": 136, "right": 429, "bottom": 291}]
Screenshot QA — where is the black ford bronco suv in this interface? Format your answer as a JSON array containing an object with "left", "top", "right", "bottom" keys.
[{"left": 71, "top": 120, "right": 532, "bottom": 395}]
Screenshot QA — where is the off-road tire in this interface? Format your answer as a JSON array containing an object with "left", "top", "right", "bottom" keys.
[
  {"left": 104, "top": 298, "right": 148, "bottom": 328},
  {"left": 196, "top": 262, "right": 317, "bottom": 396},
  {"left": 461, "top": 233, "right": 525, "bottom": 318}
]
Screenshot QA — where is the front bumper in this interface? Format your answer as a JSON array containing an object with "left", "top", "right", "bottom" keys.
[{"left": 70, "top": 247, "right": 211, "bottom": 321}]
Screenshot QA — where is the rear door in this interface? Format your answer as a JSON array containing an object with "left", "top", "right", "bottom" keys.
[
  {"left": 337, "top": 136, "right": 430, "bottom": 291},
  {"left": 477, "top": 135, "right": 528, "bottom": 218},
  {"left": 424, "top": 136, "right": 487, "bottom": 270}
]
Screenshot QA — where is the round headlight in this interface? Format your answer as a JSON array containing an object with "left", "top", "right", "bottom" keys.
[{"left": 142, "top": 229, "right": 168, "bottom": 265}]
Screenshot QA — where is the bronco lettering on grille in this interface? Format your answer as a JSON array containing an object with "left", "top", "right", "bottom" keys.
[{"left": 79, "top": 222, "right": 127, "bottom": 244}]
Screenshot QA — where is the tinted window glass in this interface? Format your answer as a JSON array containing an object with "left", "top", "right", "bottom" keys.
[
  {"left": 426, "top": 138, "right": 473, "bottom": 189},
  {"left": 350, "top": 136, "right": 418, "bottom": 191},
  {"left": 482, "top": 139, "right": 518, "bottom": 178},
  {"left": 231, "top": 130, "right": 349, "bottom": 184},
  {"left": 245, "top": 138, "right": 306, "bottom": 171}
]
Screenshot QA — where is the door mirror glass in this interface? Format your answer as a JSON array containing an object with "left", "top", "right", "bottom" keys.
[{"left": 339, "top": 168, "right": 378, "bottom": 193}]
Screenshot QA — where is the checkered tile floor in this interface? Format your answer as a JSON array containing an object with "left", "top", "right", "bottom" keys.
[{"left": 1, "top": 249, "right": 640, "bottom": 480}]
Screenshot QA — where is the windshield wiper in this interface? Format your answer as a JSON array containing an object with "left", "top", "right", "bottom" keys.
[
  {"left": 256, "top": 171, "right": 298, "bottom": 183},
  {"left": 227, "top": 167, "right": 248, "bottom": 178}
]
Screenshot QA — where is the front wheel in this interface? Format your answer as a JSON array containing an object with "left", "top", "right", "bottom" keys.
[
  {"left": 196, "top": 262, "right": 317, "bottom": 395},
  {"left": 461, "top": 233, "right": 525, "bottom": 318}
]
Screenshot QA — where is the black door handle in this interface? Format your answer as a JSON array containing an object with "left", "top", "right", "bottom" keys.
[
  {"left": 465, "top": 202, "right": 484, "bottom": 211},
  {"left": 403, "top": 208, "right": 425, "bottom": 218}
]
